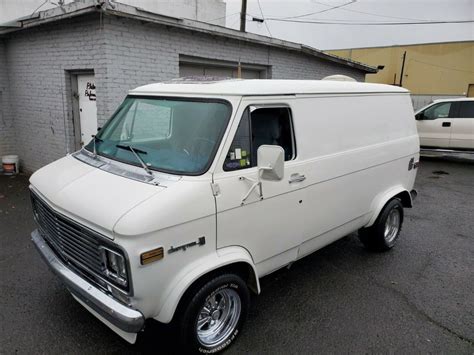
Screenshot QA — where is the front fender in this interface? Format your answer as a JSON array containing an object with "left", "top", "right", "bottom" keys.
[
  {"left": 154, "top": 246, "right": 259, "bottom": 323},
  {"left": 365, "top": 186, "right": 412, "bottom": 227}
]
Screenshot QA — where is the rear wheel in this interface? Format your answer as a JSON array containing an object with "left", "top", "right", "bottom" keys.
[
  {"left": 177, "top": 274, "right": 250, "bottom": 354},
  {"left": 359, "top": 198, "right": 404, "bottom": 251}
]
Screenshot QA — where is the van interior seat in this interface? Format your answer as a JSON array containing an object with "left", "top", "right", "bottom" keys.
[
  {"left": 251, "top": 108, "right": 293, "bottom": 161},
  {"left": 252, "top": 111, "right": 281, "bottom": 156}
]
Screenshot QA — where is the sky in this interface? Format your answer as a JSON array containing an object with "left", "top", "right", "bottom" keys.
[{"left": 221, "top": 0, "right": 474, "bottom": 50}]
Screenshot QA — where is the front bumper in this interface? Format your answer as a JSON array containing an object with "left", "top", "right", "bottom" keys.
[{"left": 31, "top": 229, "right": 145, "bottom": 333}]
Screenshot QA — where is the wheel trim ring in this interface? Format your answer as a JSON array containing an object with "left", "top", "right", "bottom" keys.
[
  {"left": 384, "top": 208, "right": 400, "bottom": 243},
  {"left": 196, "top": 288, "right": 241, "bottom": 348}
]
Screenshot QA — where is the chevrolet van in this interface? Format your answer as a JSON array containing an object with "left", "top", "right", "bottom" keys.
[{"left": 30, "top": 79, "right": 419, "bottom": 353}]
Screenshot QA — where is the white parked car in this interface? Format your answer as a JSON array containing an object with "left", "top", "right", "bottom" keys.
[
  {"left": 415, "top": 98, "right": 474, "bottom": 150},
  {"left": 30, "top": 79, "right": 419, "bottom": 353}
]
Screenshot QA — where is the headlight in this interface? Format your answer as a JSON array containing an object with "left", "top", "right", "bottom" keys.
[{"left": 100, "top": 247, "right": 128, "bottom": 288}]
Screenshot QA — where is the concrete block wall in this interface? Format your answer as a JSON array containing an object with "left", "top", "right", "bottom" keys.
[
  {"left": 2, "top": 13, "right": 365, "bottom": 172},
  {"left": 102, "top": 15, "right": 365, "bottom": 122},
  {"left": 4, "top": 14, "right": 108, "bottom": 172},
  {"left": 0, "top": 39, "right": 15, "bottom": 159},
  {"left": 270, "top": 49, "right": 365, "bottom": 81}
]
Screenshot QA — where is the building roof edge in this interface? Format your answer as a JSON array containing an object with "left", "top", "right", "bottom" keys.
[{"left": 0, "top": 0, "right": 377, "bottom": 73}]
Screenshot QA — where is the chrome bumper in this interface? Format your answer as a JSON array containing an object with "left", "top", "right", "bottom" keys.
[{"left": 31, "top": 229, "right": 145, "bottom": 333}]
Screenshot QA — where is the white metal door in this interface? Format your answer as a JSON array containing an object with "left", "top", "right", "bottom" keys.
[
  {"left": 214, "top": 102, "right": 305, "bottom": 277},
  {"left": 450, "top": 118, "right": 474, "bottom": 149},
  {"left": 417, "top": 119, "right": 452, "bottom": 148},
  {"left": 449, "top": 101, "right": 474, "bottom": 149},
  {"left": 78, "top": 74, "right": 98, "bottom": 146},
  {"left": 416, "top": 101, "right": 452, "bottom": 148},
  {"left": 179, "top": 64, "right": 261, "bottom": 79}
]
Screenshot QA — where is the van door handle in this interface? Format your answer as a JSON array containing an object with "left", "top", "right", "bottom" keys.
[
  {"left": 442, "top": 122, "right": 451, "bottom": 127},
  {"left": 289, "top": 173, "right": 306, "bottom": 184}
]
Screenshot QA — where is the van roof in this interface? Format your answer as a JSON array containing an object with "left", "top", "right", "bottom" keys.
[{"left": 130, "top": 79, "right": 409, "bottom": 96}]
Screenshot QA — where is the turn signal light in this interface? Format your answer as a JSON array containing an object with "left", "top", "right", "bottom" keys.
[{"left": 140, "top": 247, "right": 164, "bottom": 265}]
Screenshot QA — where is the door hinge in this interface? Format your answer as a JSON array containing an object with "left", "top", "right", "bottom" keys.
[{"left": 211, "top": 183, "right": 221, "bottom": 196}]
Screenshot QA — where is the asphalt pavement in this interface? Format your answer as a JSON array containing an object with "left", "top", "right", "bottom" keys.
[{"left": 0, "top": 153, "right": 473, "bottom": 354}]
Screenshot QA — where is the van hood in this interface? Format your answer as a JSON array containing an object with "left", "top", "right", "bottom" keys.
[{"left": 29, "top": 155, "right": 166, "bottom": 238}]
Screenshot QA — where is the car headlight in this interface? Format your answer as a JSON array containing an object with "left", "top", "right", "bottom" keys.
[{"left": 100, "top": 247, "right": 128, "bottom": 288}]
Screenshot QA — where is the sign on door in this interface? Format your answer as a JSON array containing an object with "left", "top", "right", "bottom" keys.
[{"left": 78, "top": 74, "right": 98, "bottom": 146}]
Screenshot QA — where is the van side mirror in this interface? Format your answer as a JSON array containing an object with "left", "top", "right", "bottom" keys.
[
  {"left": 257, "top": 145, "right": 285, "bottom": 181},
  {"left": 239, "top": 145, "right": 285, "bottom": 205}
]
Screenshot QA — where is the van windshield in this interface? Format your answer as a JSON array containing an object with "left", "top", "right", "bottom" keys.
[{"left": 85, "top": 96, "right": 232, "bottom": 175}]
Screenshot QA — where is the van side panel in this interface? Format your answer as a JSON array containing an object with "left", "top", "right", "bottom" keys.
[
  {"left": 289, "top": 93, "right": 418, "bottom": 258},
  {"left": 293, "top": 93, "right": 417, "bottom": 159},
  {"left": 213, "top": 93, "right": 418, "bottom": 277}
]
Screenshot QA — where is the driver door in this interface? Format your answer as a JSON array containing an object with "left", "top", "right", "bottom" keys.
[
  {"left": 213, "top": 102, "right": 306, "bottom": 276},
  {"left": 416, "top": 101, "right": 454, "bottom": 148}
]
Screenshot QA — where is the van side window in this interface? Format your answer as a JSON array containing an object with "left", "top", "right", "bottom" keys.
[
  {"left": 224, "top": 106, "right": 295, "bottom": 171},
  {"left": 423, "top": 102, "right": 451, "bottom": 120},
  {"left": 458, "top": 101, "right": 474, "bottom": 118}
]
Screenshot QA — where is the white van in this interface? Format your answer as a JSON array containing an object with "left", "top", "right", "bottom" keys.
[
  {"left": 30, "top": 79, "right": 419, "bottom": 353},
  {"left": 415, "top": 98, "right": 474, "bottom": 150}
]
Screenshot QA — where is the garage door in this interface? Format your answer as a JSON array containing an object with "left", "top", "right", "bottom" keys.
[{"left": 180, "top": 64, "right": 262, "bottom": 79}]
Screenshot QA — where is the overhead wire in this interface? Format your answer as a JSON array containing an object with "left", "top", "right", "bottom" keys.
[
  {"left": 256, "top": 0, "right": 273, "bottom": 37},
  {"left": 409, "top": 58, "right": 474, "bottom": 73},
  {"left": 206, "top": 2, "right": 472, "bottom": 29},
  {"left": 205, "top": 11, "right": 241, "bottom": 24},
  {"left": 279, "top": 0, "right": 435, "bottom": 22},
  {"left": 206, "top": 11, "right": 259, "bottom": 26},
  {"left": 31, "top": 0, "right": 51, "bottom": 15},
  {"left": 281, "top": 0, "right": 356, "bottom": 19},
  {"left": 265, "top": 18, "right": 474, "bottom": 25}
]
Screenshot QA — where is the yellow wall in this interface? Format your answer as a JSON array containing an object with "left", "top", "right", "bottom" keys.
[{"left": 328, "top": 42, "right": 474, "bottom": 95}]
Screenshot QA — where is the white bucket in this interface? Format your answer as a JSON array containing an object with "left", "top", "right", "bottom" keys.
[{"left": 2, "top": 155, "right": 20, "bottom": 175}]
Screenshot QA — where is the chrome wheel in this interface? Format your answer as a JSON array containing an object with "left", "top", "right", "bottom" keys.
[
  {"left": 196, "top": 288, "right": 241, "bottom": 347},
  {"left": 384, "top": 208, "right": 401, "bottom": 243}
]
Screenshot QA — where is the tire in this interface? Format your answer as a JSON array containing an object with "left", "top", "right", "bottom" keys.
[
  {"left": 359, "top": 198, "right": 404, "bottom": 251},
  {"left": 177, "top": 273, "right": 250, "bottom": 354}
]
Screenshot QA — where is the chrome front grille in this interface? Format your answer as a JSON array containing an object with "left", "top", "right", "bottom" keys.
[{"left": 30, "top": 190, "right": 130, "bottom": 293}]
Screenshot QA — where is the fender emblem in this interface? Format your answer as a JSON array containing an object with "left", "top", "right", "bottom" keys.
[{"left": 168, "top": 237, "right": 206, "bottom": 254}]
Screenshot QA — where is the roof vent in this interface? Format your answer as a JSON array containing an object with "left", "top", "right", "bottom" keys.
[{"left": 322, "top": 75, "right": 357, "bottom": 82}]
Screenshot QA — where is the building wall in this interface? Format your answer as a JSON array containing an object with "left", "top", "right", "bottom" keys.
[
  {"left": 328, "top": 42, "right": 474, "bottom": 96},
  {"left": 101, "top": 15, "right": 365, "bottom": 121},
  {"left": 3, "top": 14, "right": 108, "bottom": 172},
  {"left": 0, "top": 39, "right": 15, "bottom": 159},
  {"left": 2, "top": 14, "right": 365, "bottom": 172}
]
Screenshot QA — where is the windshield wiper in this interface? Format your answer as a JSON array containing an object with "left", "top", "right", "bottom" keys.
[
  {"left": 116, "top": 144, "right": 153, "bottom": 176},
  {"left": 92, "top": 135, "right": 103, "bottom": 158}
]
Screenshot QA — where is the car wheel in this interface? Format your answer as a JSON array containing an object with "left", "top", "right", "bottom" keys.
[
  {"left": 359, "top": 198, "right": 404, "bottom": 251},
  {"left": 178, "top": 273, "right": 250, "bottom": 354}
]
